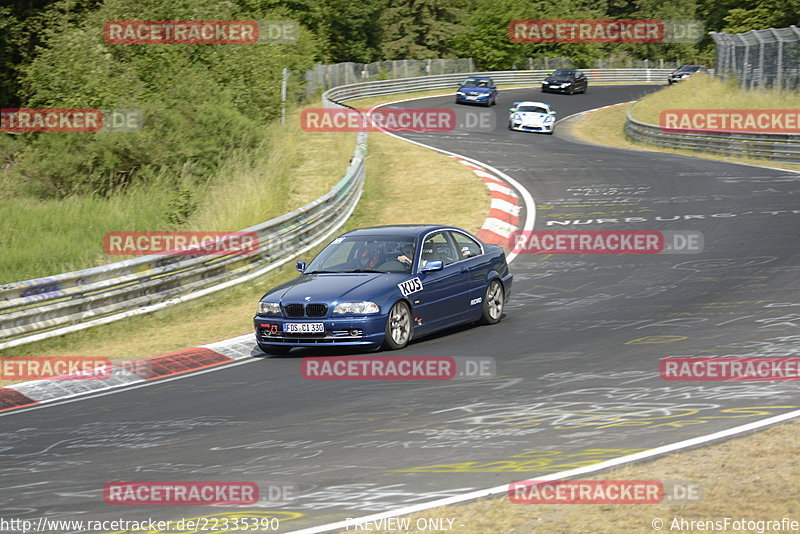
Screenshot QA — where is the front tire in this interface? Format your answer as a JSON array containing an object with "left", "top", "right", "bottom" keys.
[
  {"left": 383, "top": 301, "right": 412, "bottom": 350},
  {"left": 479, "top": 280, "right": 504, "bottom": 325}
]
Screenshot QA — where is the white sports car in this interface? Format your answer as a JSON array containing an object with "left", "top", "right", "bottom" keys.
[{"left": 508, "top": 101, "right": 556, "bottom": 134}]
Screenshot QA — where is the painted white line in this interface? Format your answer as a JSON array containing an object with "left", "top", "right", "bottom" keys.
[
  {"left": 480, "top": 218, "right": 517, "bottom": 237},
  {"left": 484, "top": 181, "right": 515, "bottom": 196},
  {"left": 491, "top": 198, "right": 521, "bottom": 215},
  {"left": 286, "top": 407, "right": 800, "bottom": 534}
]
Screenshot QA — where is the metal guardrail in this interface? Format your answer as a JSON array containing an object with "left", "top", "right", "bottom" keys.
[
  {"left": 0, "top": 67, "right": 676, "bottom": 350},
  {"left": 325, "top": 68, "right": 674, "bottom": 102},
  {"left": 625, "top": 104, "right": 800, "bottom": 163},
  {"left": 0, "top": 91, "right": 366, "bottom": 350}
]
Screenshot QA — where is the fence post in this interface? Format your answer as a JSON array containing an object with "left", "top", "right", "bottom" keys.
[{"left": 281, "top": 67, "right": 288, "bottom": 124}]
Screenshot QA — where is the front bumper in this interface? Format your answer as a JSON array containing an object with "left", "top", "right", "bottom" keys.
[
  {"left": 511, "top": 121, "right": 553, "bottom": 133},
  {"left": 456, "top": 94, "right": 491, "bottom": 104},
  {"left": 542, "top": 84, "right": 572, "bottom": 93},
  {"left": 253, "top": 314, "right": 387, "bottom": 348}
]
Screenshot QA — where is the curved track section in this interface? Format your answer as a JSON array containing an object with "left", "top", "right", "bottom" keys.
[{"left": 2, "top": 86, "right": 800, "bottom": 533}]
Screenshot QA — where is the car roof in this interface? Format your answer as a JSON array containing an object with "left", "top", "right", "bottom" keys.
[
  {"left": 515, "top": 101, "right": 550, "bottom": 108},
  {"left": 463, "top": 76, "right": 493, "bottom": 81},
  {"left": 340, "top": 225, "right": 464, "bottom": 239}
]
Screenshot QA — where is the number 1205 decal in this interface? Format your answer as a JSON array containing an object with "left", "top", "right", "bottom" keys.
[{"left": 398, "top": 277, "right": 423, "bottom": 296}]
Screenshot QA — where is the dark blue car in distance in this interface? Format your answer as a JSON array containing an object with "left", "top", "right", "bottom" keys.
[
  {"left": 254, "top": 225, "right": 512, "bottom": 354},
  {"left": 455, "top": 77, "right": 498, "bottom": 106}
]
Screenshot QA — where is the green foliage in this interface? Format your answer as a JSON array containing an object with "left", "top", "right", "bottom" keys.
[
  {"left": 381, "top": 0, "right": 472, "bottom": 60},
  {"left": 450, "top": 0, "right": 608, "bottom": 70},
  {"left": 6, "top": 0, "right": 318, "bottom": 198}
]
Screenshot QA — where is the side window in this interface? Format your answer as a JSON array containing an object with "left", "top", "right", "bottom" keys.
[
  {"left": 450, "top": 232, "right": 482, "bottom": 260},
  {"left": 421, "top": 232, "right": 457, "bottom": 266}
]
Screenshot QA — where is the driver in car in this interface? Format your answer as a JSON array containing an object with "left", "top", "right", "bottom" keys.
[
  {"left": 356, "top": 247, "right": 381, "bottom": 269},
  {"left": 397, "top": 244, "right": 415, "bottom": 270}
]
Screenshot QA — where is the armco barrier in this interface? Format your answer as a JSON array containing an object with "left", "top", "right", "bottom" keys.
[
  {"left": 0, "top": 68, "right": 673, "bottom": 350},
  {"left": 324, "top": 68, "right": 673, "bottom": 102},
  {"left": 625, "top": 104, "right": 800, "bottom": 163}
]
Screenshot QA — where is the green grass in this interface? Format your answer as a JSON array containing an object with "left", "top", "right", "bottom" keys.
[
  {"left": 0, "top": 103, "right": 354, "bottom": 284},
  {"left": 630, "top": 73, "right": 800, "bottom": 124}
]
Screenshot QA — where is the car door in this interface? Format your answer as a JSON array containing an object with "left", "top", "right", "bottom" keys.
[
  {"left": 412, "top": 231, "right": 469, "bottom": 328},
  {"left": 576, "top": 71, "right": 587, "bottom": 91},
  {"left": 448, "top": 230, "right": 488, "bottom": 317}
]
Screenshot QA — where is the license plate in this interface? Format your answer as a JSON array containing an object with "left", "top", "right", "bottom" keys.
[
  {"left": 284, "top": 323, "right": 324, "bottom": 333},
  {"left": 550, "top": 85, "right": 560, "bottom": 89},
  {"left": 467, "top": 96, "right": 478, "bottom": 100}
]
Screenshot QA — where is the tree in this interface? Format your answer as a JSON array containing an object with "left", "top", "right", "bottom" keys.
[{"left": 380, "top": 0, "right": 472, "bottom": 59}]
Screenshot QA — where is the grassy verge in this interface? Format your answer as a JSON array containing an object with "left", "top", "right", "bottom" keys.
[
  {"left": 567, "top": 75, "right": 800, "bottom": 173},
  {"left": 631, "top": 74, "right": 800, "bottom": 123},
  {"left": 0, "top": 90, "right": 489, "bottom": 372},
  {"left": 335, "top": 418, "right": 800, "bottom": 533},
  {"left": 0, "top": 102, "right": 354, "bottom": 283}
]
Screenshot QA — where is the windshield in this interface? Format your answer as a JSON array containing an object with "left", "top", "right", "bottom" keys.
[
  {"left": 551, "top": 69, "right": 575, "bottom": 77},
  {"left": 517, "top": 105, "right": 548, "bottom": 113},
  {"left": 676, "top": 66, "right": 701, "bottom": 72},
  {"left": 461, "top": 78, "right": 490, "bottom": 87},
  {"left": 305, "top": 235, "right": 418, "bottom": 274}
]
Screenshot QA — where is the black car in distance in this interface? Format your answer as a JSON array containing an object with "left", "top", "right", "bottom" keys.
[{"left": 541, "top": 69, "right": 588, "bottom": 95}]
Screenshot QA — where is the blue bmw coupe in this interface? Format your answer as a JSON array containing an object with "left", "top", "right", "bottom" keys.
[{"left": 254, "top": 225, "right": 512, "bottom": 354}]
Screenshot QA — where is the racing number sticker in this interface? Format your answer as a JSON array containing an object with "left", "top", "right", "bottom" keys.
[{"left": 398, "top": 277, "right": 424, "bottom": 297}]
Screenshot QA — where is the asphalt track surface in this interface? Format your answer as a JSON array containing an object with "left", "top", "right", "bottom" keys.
[{"left": 2, "top": 85, "right": 800, "bottom": 533}]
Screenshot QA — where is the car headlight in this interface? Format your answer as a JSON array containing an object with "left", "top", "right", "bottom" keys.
[
  {"left": 333, "top": 301, "right": 380, "bottom": 315},
  {"left": 457, "top": 91, "right": 465, "bottom": 95},
  {"left": 544, "top": 116, "right": 555, "bottom": 122},
  {"left": 561, "top": 83, "right": 571, "bottom": 87},
  {"left": 258, "top": 301, "right": 281, "bottom": 316},
  {"left": 513, "top": 114, "right": 522, "bottom": 120}
]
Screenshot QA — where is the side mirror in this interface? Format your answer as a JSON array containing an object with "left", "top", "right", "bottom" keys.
[
  {"left": 549, "top": 110, "right": 557, "bottom": 115},
  {"left": 296, "top": 261, "right": 307, "bottom": 273},
  {"left": 421, "top": 260, "right": 444, "bottom": 273},
  {"left": 508, "top": 108, "right": 516, "bottom": 112}
]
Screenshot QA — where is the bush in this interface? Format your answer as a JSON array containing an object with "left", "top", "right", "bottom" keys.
[{"left": 9, "top": 0, "right": 318, "bottom": 198}]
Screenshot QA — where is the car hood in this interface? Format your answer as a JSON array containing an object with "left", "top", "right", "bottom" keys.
[
  {"left": 512, "top": 111, "right": 550, "bottom": 124},
  {"left": 459, "top": 86, "right": 492, "bottom": 93},
  {"left": 262, "top": 272, "right": 408, "bottom": 304},
  {"left": 544, "top": 77, "right": 574, "bottom": 84}
]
